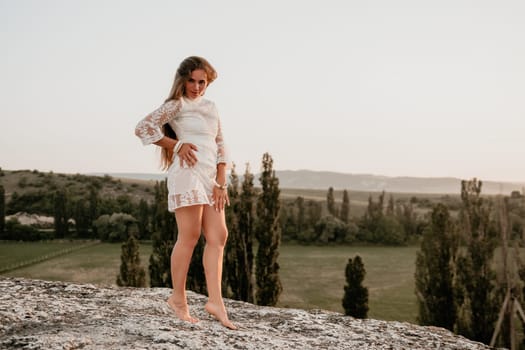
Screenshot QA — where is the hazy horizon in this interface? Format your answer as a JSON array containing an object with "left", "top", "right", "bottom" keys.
[
  {"left": 3, "top": 167, "right": 524, "bottom": 196},
  {"left": 2, "top": 1, "right": 524, "bottom": 182},
  {"left": 93, "top": 169, "right": 525, "bottom": 183},
  {"left": 5, "top": 167, "right": 523, "bottom": 188},
  {"left": 3, "top": 165, "right": 525, "bottom": 183}
]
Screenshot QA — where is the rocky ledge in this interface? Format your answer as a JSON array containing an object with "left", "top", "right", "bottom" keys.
[{"left": 0, "top": 277, "right": 493, "bottom": 350}]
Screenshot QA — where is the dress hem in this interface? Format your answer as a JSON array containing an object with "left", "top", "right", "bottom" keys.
[{"left": 167, "top": 190, "right": 214, "bottom": 212}]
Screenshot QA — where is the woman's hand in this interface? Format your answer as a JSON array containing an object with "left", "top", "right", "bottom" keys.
[
  {"left": 177, "top": 143, "right": 198, "bottom": 167},
  {"left": 213, "top": 186, "right": 229, "bottom": 212}
]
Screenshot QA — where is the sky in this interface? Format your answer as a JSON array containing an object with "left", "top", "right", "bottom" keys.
[{"left": 1, "top": 0, "right": 524, "bottom": 182}]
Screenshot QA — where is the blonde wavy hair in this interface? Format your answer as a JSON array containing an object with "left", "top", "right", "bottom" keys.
[{"left": 160, "top": 56, "right": 218, "bottom": 170}]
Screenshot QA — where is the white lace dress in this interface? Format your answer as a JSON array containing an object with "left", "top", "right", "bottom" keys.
[{"left": 135, "top": 96, "right": 229, "bottom": 211}]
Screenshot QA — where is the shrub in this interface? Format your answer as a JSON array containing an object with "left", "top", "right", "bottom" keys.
[
  {"left": 342, "top": 255, "right": 368, "bottom": 318},
  {"left": 93, "top": 213, "right": 137, "bottom": 242},
  {"left": 2, "top": 218, "right": 45, "bottom": 241}
]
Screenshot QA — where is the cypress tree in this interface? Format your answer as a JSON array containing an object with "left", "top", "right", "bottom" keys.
[
  {"left": 117, "top": 231, "right": 146, "bottom": 287},
  {"left": 88, "top": 185, "right": 99, "bottom": 237},
  {"left": 397, "top": 202, "right": 418, "bottom": 239},
  {"left": 53, "top": 190, "right": 68, "bottom": 238},
  {"left": 73, "top": 200, "right": 90, "bottom": 238},
  {"left": 0, "top": 185, "right": 5, "bottom": 236},
  {"left": 149, "top": 180, "right": 177, "bottom": 288},
  {"left": 365, "top": 192, "right": 385, "bottom": 222},
  {"left": 137, "top": 199, "right": 150, "bottom": 240},
  {"left": 342, "top": 255, "right": 369, "bottom": 318},
  {"left": 223, "top": 165, "right": 239, "bottom": 293},
  {"left": 340, "top": 190, "right": 350, "bottom": 223},
  {"left": 361, "top": 193, "right": 382, "bottom": 240},
  {"left": 415, "top": 203, "right": 458, "bottom": 330},
  {"left": 307, "top": 200, "right": 322, "bottom": 227},
  {"left": 455, "top": 178, "right": 500, "bottom": 344},
  {"left": 255, "top": 153, "right": 282, "bottom": 306},
  {"left": 223, "top": 165, "right": 248, "bottom": 300},
  {"left": 239, "top": 163, "right": 256, "bottom": 303},
  {"left": 296, "top": 196, "right": 306, "bottom": 233},
  {"left": 327, "top": 187, "right": 336, "bottom": 216},
  {"left": 386, "top": 195, "right": 395, "bottom": 217}
]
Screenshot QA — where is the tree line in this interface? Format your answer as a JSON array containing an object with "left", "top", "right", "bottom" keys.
[
  {"left": 0, "top": 170, "right": 428, "bottom": 246},
  {"left": 0, "top": 169, "right": 150, "bottom": 241},
  {"left": 415, "top": 178, "right": 525, "bottom": 348},
  {"left": 281, "top": 188, "right": 425, "bottom": 245}
]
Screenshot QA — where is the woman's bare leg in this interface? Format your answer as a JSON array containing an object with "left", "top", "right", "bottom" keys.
[
  {"left": 168, "top": 205, "right": 203, "bottom": 323},
  {"left": 202, "top": 205, "right": 237, "bottom": 330}
]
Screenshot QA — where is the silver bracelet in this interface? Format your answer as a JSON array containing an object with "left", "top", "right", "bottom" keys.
[
  {"left": 173, "top": 140, "right": 184, "bottom": 154},
  {"left": 214, "top": 180, "right": 227, "bottom": 190}
]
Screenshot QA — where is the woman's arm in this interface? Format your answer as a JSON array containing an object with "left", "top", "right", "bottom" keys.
[
  {"left": 216, "top": 163, "right": 227, "bottom": 186},
  {"left": 135, "top": 100, "right": 181, "bottom": 145},
  {"left": 153, "top": 136, "right": 177, "bottom": 150},
  {"left": 215, "top": 118, "right": 229, "bottom": 165},
  {"left": 213, "top": 162, "right": 229, "bottom": 211},
  {"left": 135, "top": 100, "right": 197, "bottom": 166},
  {"left": 212, "top": 106, "right": 230, "bottom": 210}
]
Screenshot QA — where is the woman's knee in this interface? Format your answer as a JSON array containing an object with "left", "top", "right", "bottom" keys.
[
  {"left": 176, "top": 229, "right": 201, "bottom": 248},
  {"left": 206, "top": 227, "right": 228, "bottom": 247}
]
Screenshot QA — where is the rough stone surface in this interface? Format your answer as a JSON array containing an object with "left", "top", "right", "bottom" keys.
[{"left": 0, "top": 277, "right": 495, "bottom": 350}]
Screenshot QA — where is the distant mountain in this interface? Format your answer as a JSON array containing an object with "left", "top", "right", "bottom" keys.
[
  {"left": 274, "top": 170, "right": 525, "bottom": 195},
  {"left": 100, "top": 170, "right": 525, "bottom": 195}
]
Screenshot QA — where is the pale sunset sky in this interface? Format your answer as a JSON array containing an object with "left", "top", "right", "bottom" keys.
[{"left": 1, "top": 0, "right": 524, "bottom": 182}]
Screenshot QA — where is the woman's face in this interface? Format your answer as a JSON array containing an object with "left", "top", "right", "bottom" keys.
[{"left": 184, "top": 69, "right": 208, "bottom": 99}]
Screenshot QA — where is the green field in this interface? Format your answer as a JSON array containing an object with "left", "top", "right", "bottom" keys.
[
  {"left": 0, "top": 241, "right": 84, "bottom": 268},
  {"left": 0, "top": 241, "right": 418, "bottom": 323},
  {"left": 277, "top": 245, "right": 417, "bottom": 323},
  {"left": 0, "top": 241, "right": 153, "bottom": 285}
]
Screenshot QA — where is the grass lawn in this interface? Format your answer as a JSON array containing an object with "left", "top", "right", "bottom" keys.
[
  {"left": 277, "top": 244, "right": 418, "bottom": 323},
  {"left": 1, "top": 242, "right": 153, "bottom": 286},
  {"left": 0, "top": 241, "right": 86, "bottom": 269}
]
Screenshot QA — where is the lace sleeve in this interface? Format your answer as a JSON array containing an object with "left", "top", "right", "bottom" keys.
[
  {"left": 135, "top": 99, "right": 182, "bottom": 145},
  {"left": 216, "top": 118, "right": 230, "bottom": 166}
]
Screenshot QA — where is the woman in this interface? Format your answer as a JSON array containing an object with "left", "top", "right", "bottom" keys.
[{"left": 135, "top": 56, "right": 236, "bottom": 330}]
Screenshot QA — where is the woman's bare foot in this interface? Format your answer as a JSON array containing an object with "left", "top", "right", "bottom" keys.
[
  {"left": 205, "top": 302, "right": 237, "bottom": 330},
  {"left": 167, "top": 296, "right": 199, "bottom": 323}
]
